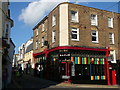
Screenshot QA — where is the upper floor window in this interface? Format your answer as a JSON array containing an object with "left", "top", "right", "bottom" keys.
[
  {"left": 42, "top": 37, "right": 44, "bottom": 47},
  {"left": 36, "top": 40, "right": 38, "bottom": 49},
  {"left": 52, "top": 15, "right": 56, "bottom": 26},
  {"left": 91, "top": 30, "right": 98, "bottom": 43},
  {"left": 109, "top": 33, "right": 114, "bottom": 44},
  {"left": 71, "top": 11, "right": 78, "bottom": 22},
  {"left": 108, "top": 17, "right": 113, "bottom": 28},
  {"left": 36, "top": 28, "right": 38, "bottom": 36},
  {"left": 5, "top": 24, "right": 9, "bottom": 38},
  {"left": 42, "top": 23, "right": 44, "bottom": 32},
  {"left": 52, "top": 31, "right": 56, "bottom": 43},
  {"left": 71, "top": 28, "right": 79, "bottom": 41},
  {"left": 110, "top": 50, "right": 116, "bottom": 63},
  {"left": 91, "top": 14, "right": 98, "bottom": 26}
]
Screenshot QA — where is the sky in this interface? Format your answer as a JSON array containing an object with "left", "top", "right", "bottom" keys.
[{"left": 9, "top": 0, "right": 119, "bottom": 54}]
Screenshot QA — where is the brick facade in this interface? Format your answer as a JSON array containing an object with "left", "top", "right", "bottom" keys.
[{"left": 33, "top": 2, "right": 120, "bottom": 61}]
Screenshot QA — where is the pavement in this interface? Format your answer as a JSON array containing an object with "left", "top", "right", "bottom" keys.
[{"left": 7, "top": 74, "right": 119, "bottom": 90}]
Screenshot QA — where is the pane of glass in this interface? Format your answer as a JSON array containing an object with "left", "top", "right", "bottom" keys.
[
  {"left": 92, "top": 36, "right": 96, "bottom": 41},
  {"left": 91, "top": 14, "right": 96, "bottom": 20},
  {"left": 109, "top": 33, "right": 112, "bottom": 38},
  {"left": 72, "top": 34, "right": 77, "bottom": 39},
  {"left": 72, "top": 31, "right": 77, "bottom": 33}
]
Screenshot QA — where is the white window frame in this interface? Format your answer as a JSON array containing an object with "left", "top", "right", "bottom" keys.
[
  {"left": 109, "top": 33, "right": 114, "bottom": 44},
  {"left": 42, "top": 23, "right": 44, "bottom": 32},
  {"left": 108, "top": 17, "right": 113, "bottom": 28},
  {"left": 36, "top": 28, "right": 38, "bottom": 36},
  {"left": 91, "top": 30, "right": 99, "bottom": 43},
  {"left": 71, "top": 28, "right": 79, "bottom": 41},
  {"left": 36, "top": 40, "right": 38, "bottom": 49},
  {"left": 91, "top": 14, "right": 98, "bottom": 26},
  {"left": 71, "top": 10, "right": 79, "bottom": 22},
  {"left": 110, "top": 50, "right": 116, "bottom": 63},
  {"left": 52, "top": 15, "right": 56, "bottom": 26},
  {"left": 41, "top": 37, "right": 44, "bottom": 47},
  {"left": 52, "top": 31, "right": 56, "bottom": 43}
]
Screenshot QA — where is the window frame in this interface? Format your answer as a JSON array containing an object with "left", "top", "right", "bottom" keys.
[
  {"left": 108, "top": 17, "right": 113, "bottom": 28},
  {"left": 52, "top": 15, "right": 56, "bottom": 26},
  {"left": 71, "top": 28, "right": 79, "bottom": 41},
  {"left": 91, "top": 14, "right": 98, "bottom": 26},
  {"left": 91, "top": 30, "right": 99, "bottom": 43},
  {"left": 36, "top": 40, "right": 38, "bottom": 49},
  {"left": 41, "top": 37, "right": 44, "bottom": 47},
  {"left": 71, "top": 10, "right": 79, "bottom": 23},
  {"left": 52, "top": 30, "right": 56, "bottom": 43},
  {"left": 110, "top": 50, "right": 116, "bottom": 63},
  {"left": 42, "top": 23, "right": 44, "bottom": 32},
  {"left": 109, "top": 33, "right": 115, "bottom": 44},
  {"left": 36, "top": 28, "right": 39, "bottom": 36}
]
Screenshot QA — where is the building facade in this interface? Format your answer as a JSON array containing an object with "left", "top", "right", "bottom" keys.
[
  {"left": 17, "top": 37, "right": 33, "bottom": 72},
  {"left": 33, "top": 2, "right": 120, "bottom": 85},
  {"left": 13, "top": 54, "right": 19, "bottom": 67},
  {"left": 0, "top": 0, "right": 14, "bottom": 89}
]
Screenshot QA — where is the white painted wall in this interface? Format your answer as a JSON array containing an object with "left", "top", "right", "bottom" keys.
[{"left": 59, "top": 3, "right": 69, "bottom": 46}]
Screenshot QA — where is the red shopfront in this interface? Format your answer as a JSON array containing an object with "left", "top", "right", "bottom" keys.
[{"left": 33, "top": 46, "right": 111, "bottom": 85}]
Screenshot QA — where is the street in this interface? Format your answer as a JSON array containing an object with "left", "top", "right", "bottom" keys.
[{"left": 7, "top": 74, "right": 119, "bottom": 90}]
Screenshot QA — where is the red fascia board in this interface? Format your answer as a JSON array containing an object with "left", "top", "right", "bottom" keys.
[
  {"left": 33, "top": 46, "right": 108, "bottom": 57},
  {"left": 33, "top": 51, "right": 45, "bottom": 57},
  {"left": 48, "top": 46, "right": 107, "bottom": 52}
]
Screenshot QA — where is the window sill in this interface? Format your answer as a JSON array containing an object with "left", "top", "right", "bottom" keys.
[
  {"left": 108, "top": 27, "right": 113, "bottom": 29},
  {"left": 109, "top": 43, "right": 115, "bottom": 45},
  {"left": 91, "top": 24, "right": 98, "bottom": 26},
  {"left": 71, "top": 20, "right": 79, "bottom": 23},
  {"left": 52, "top": 41, "right": 55, "bottom": 43},
  {"left": 52, "top": 24, "right": 56, "bottom": 27},
  {"left": 36, "top": 35, "right": 38, "bottom": 37},
  {"left": 92, "top": 41, "right": 99, "bottom": 44},
  {"left": 71, "top": 39, "right": 80, "bottom": 41},
  {"left": 41, "top": 46, "right": 44, "bottom": 48}
]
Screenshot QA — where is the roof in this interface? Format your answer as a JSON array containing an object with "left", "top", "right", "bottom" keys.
[
  {"left": 25, "top": 42, "right": 33, "bottom": 53},
  {"left": 33, "top": 16, "right": 48, "bottom": 30}
]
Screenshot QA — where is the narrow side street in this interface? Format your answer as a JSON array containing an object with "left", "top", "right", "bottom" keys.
[{"left": 7, "top": 74, "right": 119, "bottom": 90}]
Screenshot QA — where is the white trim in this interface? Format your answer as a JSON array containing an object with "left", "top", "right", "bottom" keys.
[
  {"left": 71, "top": 10, "right": 79, "bottom": 23},
  {"left": 36, "top": 40, "right": 38, "bottom": 49},
  {"left": 42, "top": 23, "right": 44, "bottom": 32},
  {"left": 41, "top": 37, "right": 44, "bottom": 46},
  {"left": 52, "top": 31, "right": 56, "bottom": 43},
  {"left": 91, "top": 14, "right": 98, "bottom": 26},
  {"left": 109, "top": 33, "right": 115, "bottom": 44},
  {"left": 36, "top": 28, "right": 38, "bottom": 36},
  {"left": 52, "top": 15, "right": 56, "bottom": 27},
  {"left": 110, "top": 50, "right": 116, "bottom": 63},
  {"left": 108, "top": 17, "right": 113, "bottom": 28}
]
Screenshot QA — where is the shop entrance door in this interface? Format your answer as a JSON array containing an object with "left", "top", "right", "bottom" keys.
[{"left": 60, "top": 62, "right": 71, "bottom": 81}]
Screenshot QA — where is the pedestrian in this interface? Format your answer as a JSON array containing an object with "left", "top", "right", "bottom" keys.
[
  {"left": 18, "top": 67, "right": 23, "bottom": 77},
  {"left": 2, "top": 67, "right": 8, "bottom": 89},
  {"left": 34, "top": 63, "right": 38, "bottom": 77}
]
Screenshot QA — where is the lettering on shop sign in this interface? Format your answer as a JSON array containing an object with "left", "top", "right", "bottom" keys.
[
  {"left": 59, "top": 54, "right": 71, "bottom": 57},
  {"left": 62, "top": 75, "right": 70, "bottom": 79}
]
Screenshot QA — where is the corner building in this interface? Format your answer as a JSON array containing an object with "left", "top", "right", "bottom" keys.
[{"left": 33, "top": 2, "right": 120, "bottom": 85}]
